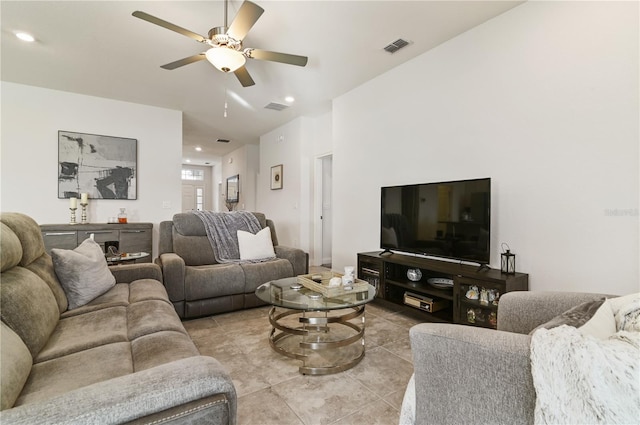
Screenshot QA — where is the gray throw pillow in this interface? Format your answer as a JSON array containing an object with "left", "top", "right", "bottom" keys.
[
  {"left": 530, "top": 298, "right": 606, "bottom": 334},
  {"left": 51, "top": 238, "right": 115, "bottom": 310}
]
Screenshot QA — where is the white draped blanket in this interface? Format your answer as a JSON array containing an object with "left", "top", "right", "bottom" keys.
[{"left": 530, "top": 325, "right": 640, "bottom": 424}]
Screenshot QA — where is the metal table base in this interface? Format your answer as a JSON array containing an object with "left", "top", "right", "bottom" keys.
[{"left": 267, "top": 305, "right": 366, "bottom": 375}]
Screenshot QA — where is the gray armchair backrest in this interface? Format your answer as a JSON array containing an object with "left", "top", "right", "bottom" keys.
[{"left": 158, "top": 212, "right": 278, "bottom": 266}]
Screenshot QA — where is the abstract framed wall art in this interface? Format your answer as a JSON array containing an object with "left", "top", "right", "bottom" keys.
[
  {"left": 271, "top": 164, "right": 283, "bottom": 190},
  {"left": 58, "top": 130, "right": 137, "bottom": 200}
]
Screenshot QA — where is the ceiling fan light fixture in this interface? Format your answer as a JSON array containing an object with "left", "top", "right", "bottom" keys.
[{"left": 205, "top": 47, "right": 246, "bottom": 73}]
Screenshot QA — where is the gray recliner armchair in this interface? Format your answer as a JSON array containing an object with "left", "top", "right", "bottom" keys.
[
  {"left": 157, "top": 212, "right": 308, "bottom": 319},
  {"left": 404, "top": 291, "right": 615, "bottom": 425}
]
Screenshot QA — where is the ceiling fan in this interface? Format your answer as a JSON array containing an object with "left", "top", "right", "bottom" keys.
[{"left": 132, "top": 0, "right": 308, "bottom": 87}]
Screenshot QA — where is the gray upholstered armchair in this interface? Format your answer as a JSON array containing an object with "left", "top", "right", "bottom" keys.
[
  {"left": 157, "top": 212, "right": 308, "bottom": 319},
  {"left": 403, "top": 291, "right": 614, "bottom": 425}
]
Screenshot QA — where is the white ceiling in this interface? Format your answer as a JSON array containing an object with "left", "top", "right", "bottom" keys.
[{"left": 1, "top": 0, "right": 522, "bottom": 164}]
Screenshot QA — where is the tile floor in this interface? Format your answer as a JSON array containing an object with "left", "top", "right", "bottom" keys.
[{"left": 182, "top": 289, "right": 423, "bottom": 425}]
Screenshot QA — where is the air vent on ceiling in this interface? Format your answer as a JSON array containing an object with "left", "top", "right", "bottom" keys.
[
  {"left": 216, "top": 138, "right": 230, "bottom": 143},
  {"left": 383, "top": 38, "right": 409, "bottom": 53},
  {"left": 264, "top": 102, "right": 289, "bottom": 111}
]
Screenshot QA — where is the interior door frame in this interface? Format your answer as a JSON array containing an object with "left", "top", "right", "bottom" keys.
[{"left": 313, "top": 153, "right": 332, "bottom": 267}]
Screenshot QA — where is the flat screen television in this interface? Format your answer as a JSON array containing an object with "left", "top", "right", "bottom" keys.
[{"left": 380, "top": 178, "right": 491, "bottom": 264}]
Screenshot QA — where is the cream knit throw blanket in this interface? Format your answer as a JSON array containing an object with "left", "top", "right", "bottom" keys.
[{"left": 530, "top": 325, "right": 640, "bottom": 424}]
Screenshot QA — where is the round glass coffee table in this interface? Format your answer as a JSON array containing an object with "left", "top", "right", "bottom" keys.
[{"left": 255, "top": 277, "right": 376, "bottom": 375}]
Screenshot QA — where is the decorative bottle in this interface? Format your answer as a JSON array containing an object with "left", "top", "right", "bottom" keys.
[{"left": 118, "top": 208, "right": 127, "bottom": 224}]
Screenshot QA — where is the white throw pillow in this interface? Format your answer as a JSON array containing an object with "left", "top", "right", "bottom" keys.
[
  {"left": 579, "top": 299, "right": 616, "bottom": 340},
  {"left": 51, "top": 238, "right": 115, "bottom": 310},
  {"left": 610, "top": 293, "right": 640, "bottom": 332},
  {"left": 237, "top": 227, "right": 276, "bottom": 261}
]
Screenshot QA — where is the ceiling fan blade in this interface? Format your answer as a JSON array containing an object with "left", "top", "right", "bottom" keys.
[
  {"left": 247, "top": 49, "right": 308, "bottom": 67},
  {"left": 234, "top": 66, "right": 255, "bottom": 87},
  {"left": 226, "top": 1, "right": 264, "bottom": 41},
  {"left": 132, "top": 11, "right": 207, "bottom": 43},
  {"left": 160, "top": 53, "right": 206, "bottom": 70}
]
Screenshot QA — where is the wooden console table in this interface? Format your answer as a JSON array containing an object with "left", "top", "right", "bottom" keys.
[{"left": 40, "top": 223, "right": 153, "bottom": 263}]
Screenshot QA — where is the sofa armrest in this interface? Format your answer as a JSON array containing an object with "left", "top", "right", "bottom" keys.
[
  {"left": 274, "top": 246, "right": 308, "bottom": 275},
  {"left": 156, "top": 253, "right": 186, "bottom": 303},
  {"left": 0, "top": 356, "right": 236, "bottom": 425},
  {"left": 410, "top": 323, "right": 534, "bottom": 425},
  {"left": 497, "top": 291, "right": 614, "bottom": 334},
  {"left": 109, "top": 263, "right": 163, "bottom": 284}
]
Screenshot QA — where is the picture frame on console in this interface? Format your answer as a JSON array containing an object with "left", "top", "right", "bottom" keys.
[{"left": 271, "top": 164, "right": 283, "bottom": 190}]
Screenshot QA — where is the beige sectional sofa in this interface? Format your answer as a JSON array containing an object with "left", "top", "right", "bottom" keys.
[{"left": 0, "top": 213, "right": 237, "bottom": 424}]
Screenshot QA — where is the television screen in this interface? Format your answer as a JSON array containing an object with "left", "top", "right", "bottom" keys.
[{"left": 380, "top": 178, "right": 491, "bottom": 264}]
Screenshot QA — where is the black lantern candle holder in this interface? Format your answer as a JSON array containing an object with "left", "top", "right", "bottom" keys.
[{"left": 501, "top": 247, "right": 516, "bottom": 274}]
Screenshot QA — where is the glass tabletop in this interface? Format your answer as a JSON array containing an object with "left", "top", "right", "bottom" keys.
[{"left": 255, "top": 277, "right": 376, "bottom": 311}]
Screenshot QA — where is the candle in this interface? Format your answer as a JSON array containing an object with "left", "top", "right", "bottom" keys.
[
  {"left": 69, "top": 197, "right": 77, "bottom": 209},
  {"left": 81, "top": 193, "right": 88, "bottom": 204}
]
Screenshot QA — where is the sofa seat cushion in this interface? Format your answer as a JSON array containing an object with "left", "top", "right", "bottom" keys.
[
  {"left": 16, "top": 342, "right": 133, "bottom": 407},
  {"left": 184, "top": 264, "right": 245, "bottom": 300},
  {"left": 35, "top": 306, "right": 128, "bottom": 363},
  {"left": 60, "top": 279, "right": 170, "bottom": 319},
  {"left": 38, "top": 279, "right": 186, "bottom": 363},
  {"left": 240, "top": 259, "right": 294, "bottom": 293},
  {"left": 60, "top": 283, "right": 130, "bottom": 318},
  {"left": 131, "top": 331, "right": 200, "bottom": 372},
  {"left": 128, "top": 300, "right": 188, "bottom": 340}
]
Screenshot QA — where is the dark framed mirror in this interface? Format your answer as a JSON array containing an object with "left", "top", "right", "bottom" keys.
[{"left": 226, "top": 174, "right": 239, "bottom": 203}]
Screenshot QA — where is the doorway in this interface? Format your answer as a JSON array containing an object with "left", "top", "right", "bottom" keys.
[
  {"left": 181, "top": 184, "right": 205, "bottom": 212},
  {"left": 314, "top": 155, "right": 332, "bottom": 268}
]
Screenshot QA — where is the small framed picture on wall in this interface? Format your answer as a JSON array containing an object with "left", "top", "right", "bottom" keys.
[{"left": 270, "top": 164, "right": 283, "bottom": 190}]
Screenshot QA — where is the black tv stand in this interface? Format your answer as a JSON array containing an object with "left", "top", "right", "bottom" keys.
[
  {"left": 380, "top": 249, "right": 394, "bottom": 256},
  {"left": 357, "top": 251, "right": 528, "bottom": 329}
]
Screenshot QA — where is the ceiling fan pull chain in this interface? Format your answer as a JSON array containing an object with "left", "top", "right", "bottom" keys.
[
  {"left": 223, "top": 0, "right": 228, "bottom": 29},
  {"left": 224, "top": 83, "right": 229, "bottom": 118}
]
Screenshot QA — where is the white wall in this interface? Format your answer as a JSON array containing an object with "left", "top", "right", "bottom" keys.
[
  {"left": 1, "top": 82, "right": 183, "bottom": 259},
  {"left": 222, "top": 144, "right": 259, "bottom": 212},
  {"left": 258, "top": 112, "right": 331, "bottom": 258},
  {"left": 332, "top": 1, "right": 639, "bottom": 295},
  {"left": 258, "top": 118, "right": 304, "bottom": 248}
]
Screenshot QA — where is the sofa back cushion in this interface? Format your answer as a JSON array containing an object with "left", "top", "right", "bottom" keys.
[
  {"left": 1, "top": 213, "right": 46, "bottom": 267},
  {"left": 1, "top": 223, "right": 22, "bottom": 272},
  {"left": 1, "top": 266, "right": 60, "bottom": 357},
  {"left": 1, "top": 213, "right": 68, "bottom": 313},
  {"left": 1, "top": 321, "right": 33, "bottom": 410},
  {"left": 169, "top": 212, "right": 271, "bottom": 266},
  {"left": 1, "top": 214, "right": 60, "bottom": 358}
]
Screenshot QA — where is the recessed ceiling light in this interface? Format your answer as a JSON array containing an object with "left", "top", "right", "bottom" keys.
[
  {"left": 195, "top": 146, "right": 202, "bottom": 152},
  {"left": 185, "top": 159, "right": 191, "bottom": 163},
  {"left": 285, "top": 96, "right": 295, "bottom": 103},
  {"left": 15, "top": 32, "right": 35, "bottom": 42}
]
